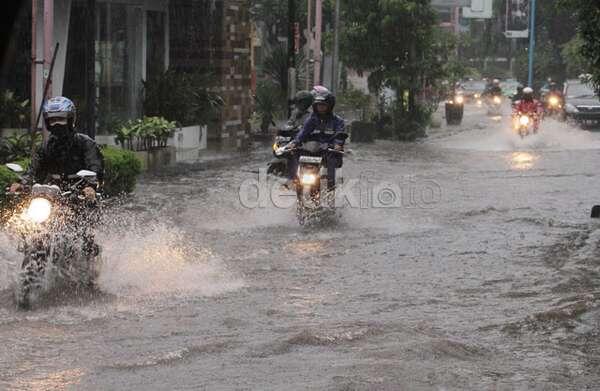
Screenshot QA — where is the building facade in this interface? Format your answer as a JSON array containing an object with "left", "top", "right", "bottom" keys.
[{"left": 2, "top": 0, "right": 252, "bottom": 151}]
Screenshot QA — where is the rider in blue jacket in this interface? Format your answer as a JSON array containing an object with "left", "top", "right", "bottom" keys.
[{"left": 287, "top": 87, "right": 347, "bottom": 190}]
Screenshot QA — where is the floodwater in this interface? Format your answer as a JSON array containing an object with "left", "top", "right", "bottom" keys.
[{"left": 1, "top": 103, "right": 600, "bottom": 390}]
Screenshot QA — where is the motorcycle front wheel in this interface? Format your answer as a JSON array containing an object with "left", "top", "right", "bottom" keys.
[{"left": 16, "top": 252, "right": 46, "bottom": 309}]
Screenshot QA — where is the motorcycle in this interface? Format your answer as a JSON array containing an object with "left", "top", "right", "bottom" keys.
[
  {"left": 512, "top": 112, "right": 539, "bottom": 139},
  {"left": 4, "top": 163, "right": 102, "bottom": 309},
  {"left": 544, "top": 92, "right": 565, "bottom": 120},
  {"left": 267, "top": 123, "right": 299, "bottom": 177},
  {"left": 486, "top": 94, "right": 503, "bottom": 116},
  {"left": 276, "top": 141, "right": 344, "bottom": 226}
]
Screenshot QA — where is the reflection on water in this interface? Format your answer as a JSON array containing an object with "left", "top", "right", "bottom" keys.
[
  {"left": 285, "top": 240, "right": 325, "bottom": 256},
  {"left": 11, "top": 368, "right": 85, "bottom": 391},
  {"left": 509, "top": 151, "right": 539, "bottom": 170}
]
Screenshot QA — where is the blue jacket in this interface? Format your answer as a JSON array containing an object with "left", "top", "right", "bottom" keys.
[{"left": 294, "top": 113, "right": 347, "bottom": 146}]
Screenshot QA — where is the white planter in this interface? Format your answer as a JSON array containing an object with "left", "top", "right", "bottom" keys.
[{"left": 167, "top": 124, "right": 207, "bottom": 162}]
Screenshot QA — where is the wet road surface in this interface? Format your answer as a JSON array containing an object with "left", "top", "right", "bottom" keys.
[{"left": 2, "top": 104, "right": 600, "bottom": 390}]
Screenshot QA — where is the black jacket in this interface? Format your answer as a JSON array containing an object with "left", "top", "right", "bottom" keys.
[{"left": 24, "top": 132, "right": 104, "bottom": 185}]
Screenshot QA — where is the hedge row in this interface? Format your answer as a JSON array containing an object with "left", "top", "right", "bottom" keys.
[{"left": 0, "top": 146, "right": 142, "bottom": 204}]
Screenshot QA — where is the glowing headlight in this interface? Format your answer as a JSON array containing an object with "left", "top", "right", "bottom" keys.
[
  {"left": 26, "top": 198, "right": 52, "bottom": 223},
  {"left": 272, "top": 143, "right": 278, "bottom": 151},
  {"left": 474, "top": 93, "right": 480, "bottom": 99},
  {"left": 455, "top": 96, "right": 464, "bottom": 104},
  {"left": 519, "top": 115, "right": 530, "bottom": 126},
  {"left": 493, "top": 96, "right": 502, "bottom": 104},
  {"left": 300, "top": 173, "right": 317, "bottom": 186},
  {"left": 549, "top": 96, "right": 559, "bottom": 106}
]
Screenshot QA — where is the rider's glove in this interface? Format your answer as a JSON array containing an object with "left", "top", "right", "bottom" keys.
[{"left": 9, "top": 183, "right": 21, "bottom": 193}]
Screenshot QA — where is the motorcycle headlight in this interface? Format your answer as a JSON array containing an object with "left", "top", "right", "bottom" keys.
[
  {"left": 549, "top": 96, "right": 559, "bottom": 106},
  {"left": 300, "top": 173, "right": 317, "bottom": 186},
  {"left": 474, "top": 93, "right": 480, "bottom": 99},
  {"left": 519, "top": 115, "right": 530, "bottom": 126},
  {"left": 455, "top": 96, "right": 464, "bottom": 104},
  {"left": 26, "top": 197, "right": 53, "bottom": 223},
  {"left": 272, "top": 143, "right": 278, "bottom": 151},
  {"left": 493, "top": 96, "right": 502, "bottom": 104}
]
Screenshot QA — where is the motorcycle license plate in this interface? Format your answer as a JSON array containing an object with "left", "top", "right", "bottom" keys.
[{"left": 299, "top": 156, "right": 322, "bottom": 164}]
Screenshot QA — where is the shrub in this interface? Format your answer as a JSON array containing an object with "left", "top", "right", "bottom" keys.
[
  {"left": 101, "top": 146, "right": 142, "bottom": 196},
  {"left": 0, "top": 147, "right": 142, "bottom": 206},
  {"left": 0, "top": 90, "right": 30, "bottom": 129},
  {"left": 0, "top": 132, "right": 42, "bottom": 164},
  {"left": 0, "top": 158, "right": 30, "bottom": 208},
  {"left": 349, "top": 121, "right": 376, "bottom": 143}
]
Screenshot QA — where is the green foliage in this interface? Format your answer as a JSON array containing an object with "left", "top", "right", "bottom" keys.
[
  {"left": 0, "top": 132, "right": 42, "bottom": 164},
  {"left": 559, "top": 1, "right": 600, "bottom": 93},
  {"left": 261, "top": 43, "right": 306, "bottom": 94},
  {"left": 340, "top": 0, "right": 438, "bottom": 136},
  {"left": 337, "top": 86, "right": 372, "bottom": 121},
  {"left": 0, "top": 159, "right": 30, "bottom": 208},
  {"left": 254, "top": 80, "right": 285, "bottom": 134},
  {"left": 142, "top": 69, "right": 224, "bottom": 127},
  {"left": 0, "top": 90, "right": 30, "bottom": 129},
  {"left": 101, "top": 146, "right": 142, "bottom": 196},
  {"left": 115, "top": 117, "right": 177, "bottom": 151},
  {"left": 561, "top": 35, "right": 591, "bottom": 79}
]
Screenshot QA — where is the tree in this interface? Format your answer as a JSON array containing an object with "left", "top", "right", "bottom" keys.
[
  {"left": 340, "top": 0, "right": 440, "bottom": 136},
  {"left": 559, "top": 1, "right": 600, "bottom": 93}
]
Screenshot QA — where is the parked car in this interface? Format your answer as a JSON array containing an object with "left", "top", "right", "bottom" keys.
[{"left": 564, "top": 80, "right": 600, "bottom": 127}]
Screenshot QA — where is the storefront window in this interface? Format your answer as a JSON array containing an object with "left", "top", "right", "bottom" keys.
[
  {"left": 146, "top": 10, "right": 167, "bottom": 81},
  {"left": 96, "top": 3, "right": 143, "bottom": 128},
  {"left": 64, "top": 1, "right": 167, "bottom": 134}
]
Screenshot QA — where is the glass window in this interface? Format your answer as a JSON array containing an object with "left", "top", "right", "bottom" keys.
[{"left": 146, "top": 10, "right": 166, "bottom": 81}]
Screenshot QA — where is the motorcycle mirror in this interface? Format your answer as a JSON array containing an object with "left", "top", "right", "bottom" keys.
[
  {"left": 76, "top": 170, "right": 97, "bottom": 178},
  {"left": 5, "top": 163, "right": 24, "bottom": 173}
]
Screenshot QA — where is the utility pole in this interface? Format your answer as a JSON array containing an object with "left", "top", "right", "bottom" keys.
[
  {"left": 332, "top": 0, "right": 340, "bottom": 94},
  {"left": 288, "top": 0, "right": 297, "bottom": 116},
  {"left": 313, "top": 0, "right": 322, "bottom": 85},
  {"left": 86, "top": 0, "right": 96, "bottom": 138},
  {"left": 31, "top": 0, "right": 38, "bottom": 134},
  {"left": 527, "top": 0, "right": 536, "bottom": 88},
  {"left": 42, "top": 0, "right": 54, "bottom": 141},
  {"left": 306, "top": 0, "right": 312, "bottom": 90}
]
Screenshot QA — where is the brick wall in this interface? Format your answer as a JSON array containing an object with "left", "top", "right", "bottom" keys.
[{"left": 169, "top": 0, "right": 252, "bottom": 151}]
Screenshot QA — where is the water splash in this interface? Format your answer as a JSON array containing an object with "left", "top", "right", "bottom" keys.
[
  {"left": 0, "top": 232, "right": 18, "bottom": 290},
  {"left": 435, "top": 116, "right": 600, "bottom": 152},
  {"left": 96, "top": 218, "right": 244, "bottom": 297}
]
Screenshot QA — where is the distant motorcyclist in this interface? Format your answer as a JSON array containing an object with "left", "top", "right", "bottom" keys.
[
  {"left": 514, "top": 87, "right": 543, "bottom": 130},
  {"left": 286, "top": 87, "right": 347, "bottom": 190},
  {"left": 9, "top": 96, "right": 104, "bottom": 199},
  {"left": 286, "top": 90, "right": 314, "bottom": 129},
  {"left": 511, "top": 84, "right": 524, "bottom": 104},
  {"left": 483, "top": 79, "right": 502, "bottom": 97}
]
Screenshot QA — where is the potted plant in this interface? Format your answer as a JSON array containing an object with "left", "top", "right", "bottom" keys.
[{"left": 114, "top": 116, "right": 177, "bottom": 171}]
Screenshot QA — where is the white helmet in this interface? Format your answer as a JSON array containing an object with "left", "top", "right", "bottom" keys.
[{"left": 523, "top": 87, "right": 534, "bottom": 94}]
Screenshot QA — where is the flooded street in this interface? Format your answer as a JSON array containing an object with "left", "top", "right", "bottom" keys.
[{"left": 2, "top": 105, "right": 600, "bottom": 390}]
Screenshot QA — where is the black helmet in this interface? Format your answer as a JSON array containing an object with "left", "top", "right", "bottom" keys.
[
  {"left": 517, "top": 84, "right": 524, "bottom": 93},
  {"left": 294, "top": 90, "right": 314, "bottom": 112},
  {"left": 312, "top": 86, "right": 335, "bottom": 114}
]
